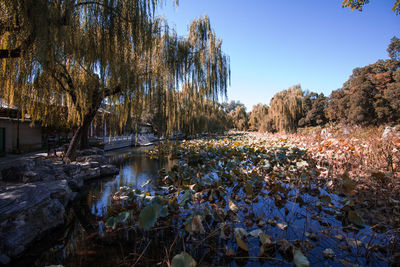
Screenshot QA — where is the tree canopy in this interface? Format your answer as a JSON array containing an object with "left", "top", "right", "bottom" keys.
[
  {"left": 328, "top": 59, "right": 400, "bottom": 125},
  {"left": 267, "top": 85, "right": 303, "bottom": 133},
  {"left": 388, "top": 36, "right": 400, "bottom": 61},
  {"left": 248, "top": 104, "right": 269, "bottom": 131},
  {"left": 0, "top": 0, "right": 230, "bottom": 159},
  {"left": 341, "top": 0, "right": 400, "bottom": 14}
]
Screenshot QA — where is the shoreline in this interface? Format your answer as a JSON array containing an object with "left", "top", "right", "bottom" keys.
[{"left": 0, "top": 147, "right": 119, "bottom": 265}]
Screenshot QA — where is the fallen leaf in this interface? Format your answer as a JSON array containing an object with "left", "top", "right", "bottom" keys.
[
  {"left": 229, "top": 198, "right": 239, "bottom": 213},
  {"left": 294, "top": 249, "right": 310, "bottom": 267},
  {"left": 343, "top": 175, "right": 355, "bottom": 194},
  {"left": 171, "top": 252, "right": 196, "bottom": 267},
  {"left": 249, "top": 229, "right": 263, "bottom": 238},
  {"left": 323, "top": 248, "right": 335, "bottom": 259},
  {"left": 191, "top": 215, "right": 205, "bottom": 234},
  {"left": 277, "top": 222, "right": 288, "bottom": 230},
  {"left": 235, "top": 230, "right": 249, "bottom": 251},
  {"left": 348, "top": 210, "right": 364, "bottom": 226},
  {"left": 234, "top": 228, "right": 248, "bottom": 239}
]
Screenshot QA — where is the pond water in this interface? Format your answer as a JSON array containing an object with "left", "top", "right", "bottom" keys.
[
  {"left": 18, "top": 144, "right": 398, "bottom": 267},
  {"left": 25, "top": 146, "right": 175, "bottom": 267}
]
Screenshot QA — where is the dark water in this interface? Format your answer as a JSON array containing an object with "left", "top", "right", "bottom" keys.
[{"left": 27, "top": 146, "right": 175, "bottom": 267}]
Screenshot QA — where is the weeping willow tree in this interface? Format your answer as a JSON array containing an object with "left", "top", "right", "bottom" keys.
[
  {"left": 248, "top": 104, "right": 269, "bottom": 131},
  {"left": 172, "top": 83, "right": 230, "bottom": 135},
  {"left": 267, "top": 84, "right": 303, "bottom": 133},
  {"left": 0, "top": 1, "right": 230, "bottom": 159}
]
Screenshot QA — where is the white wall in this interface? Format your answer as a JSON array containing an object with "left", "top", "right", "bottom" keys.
[{"left": 0, "top": 118, "right": 42, "bottom": 152}]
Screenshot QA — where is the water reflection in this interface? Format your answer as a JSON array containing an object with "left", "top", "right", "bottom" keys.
[
  {"left": 29, "top": 146, "right": 175, "bottom": 267},
  {"left": 87, "top": 146, "right": 175, "bottom": 217}
]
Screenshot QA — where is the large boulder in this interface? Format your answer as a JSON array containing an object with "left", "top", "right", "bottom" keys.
[
  {"left": 76, "top": 154, "right": 109, "bottom": 165},
  {"left": 0, "top": 180, "right": 72, "bottom": 258},
  {"left": 0, "top": 159, "right": 34, "bottom": 183},
  {"left": 100, "top": 165, "right": 119, "bottom": 177},
  {"left": 76, "top": 147, "right": 105, "bottom": 157},
  {"left": 1, "top": 166, "right": 27, "bottom": 183}
]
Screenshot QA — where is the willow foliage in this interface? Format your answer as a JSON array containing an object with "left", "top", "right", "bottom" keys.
[
  {"left": 248, "top": 104, "right": 269, "bottom": 131},
  {"left": 267, "top": 85, "right": 303, "bottom": 133},
  {"left": 0, "top": 0, "right": 230, "bottom": 157}
]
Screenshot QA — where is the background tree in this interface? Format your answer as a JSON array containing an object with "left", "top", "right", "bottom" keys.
[
  {"left": 221, "top": 100, "right": 245, "bottom": 114},
  {"left": 328, "top": 59, "right": 400, "bottom": 125},
  {"left": 327, "top": 88, "right": 349, "bottom": 122},
  {"left": 267, "top": 85, "right": 303, "bottom": 133},
  {"left": 298, "top": 92, "right": 328, "bottom": 127},
  {"left": 248, "top": 104, "right": 269, "bottom": 131},
  {"left": 0, "top": 1, "right": 230, "bottom": 159},
  {"left": 229, "top": 105, "right": 248, "bottom": 131},
  {"left": 387, "top": 36, "right": 400, "bottom": 61}
]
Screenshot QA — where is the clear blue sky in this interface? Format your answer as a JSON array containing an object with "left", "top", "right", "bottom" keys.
[{"left": 156, "top": 0, "right": 400, "bottom": 111}]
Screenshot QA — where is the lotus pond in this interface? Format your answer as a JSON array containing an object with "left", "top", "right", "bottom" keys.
[{"left": 33, "top": 134, "right": 400, "bottom": 266}]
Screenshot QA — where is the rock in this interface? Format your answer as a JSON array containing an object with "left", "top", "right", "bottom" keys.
[
  {"left": 100, "top": 165, "right": 119, "bottom": 177},
  {"left": 0, "top": 147, "right": 120, "bottom": 259},
  {"left": 22, "top": 171, "right": 40, "bottom": 183},
  {"left": 63, "top": 164, "right": 81, "bottom": 177},
  {"left": 0, "top": 180, "right": 71, "bottom": 257},
  {"left": 1, "top": 165, "right": 28, "bottom": 183},
  {"left": 77, "top": 162, "right": 91, "bottom": 170},
  {"left": 76, "top": 154, "right": 108, "bottom": 165},
  {"left": 77, "top": 147, "right": 104, "bottom": 157},
  {"left": 86, "top": 167, "right": 101, "bottom": 179},
  {"left": 90, "top": 161, "right": 100, "bottom": 168},
  {"left": 67, "top": 177, "right": 84, "bottom": 191},
  {"left": 85, "top": 155, "right": 108, "bottom": 165}
]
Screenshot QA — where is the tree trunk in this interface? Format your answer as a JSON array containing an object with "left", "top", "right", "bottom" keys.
[
  {"left": 80, "top": 122, "right": 90, "bottom": 150},
  {"left": 65, "top": 108, "right": 98, "bottom": 161}
]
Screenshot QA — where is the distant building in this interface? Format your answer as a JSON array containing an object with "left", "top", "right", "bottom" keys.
[{"left": 0, "top": 100, "right": 42, "bottom": 154}]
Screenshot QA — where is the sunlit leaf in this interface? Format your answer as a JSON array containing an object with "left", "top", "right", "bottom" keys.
[
  {"left": 228, "top": 198, "right": 239, "bottom": 213},
  {"left": 277, "top": 222, "right": 288, "bottom": 230}
]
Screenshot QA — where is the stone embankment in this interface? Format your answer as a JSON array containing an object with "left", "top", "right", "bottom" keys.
[{"left": 0, "top": 148, "right": 119, "bottom": 265}]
